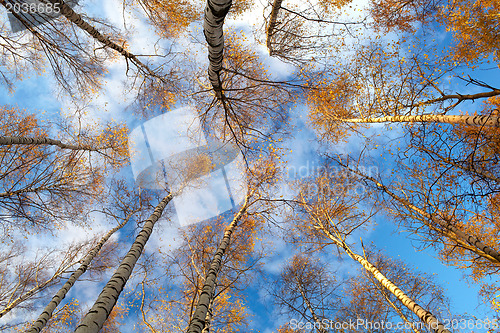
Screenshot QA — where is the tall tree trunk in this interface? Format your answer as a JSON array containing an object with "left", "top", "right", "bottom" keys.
[
  {"left": 366, "top": 272, "right": 423, "bottom": 333},
  {"left": 27, "top": 213, "right": 134, "bottom": 333},
  {"left": 344, "top": 246, "right": 449, "bottom": 333},
  {"left": 0, "top": 136, "right": 102, "bottom": 151},
  {"left": 74, "top": 194, "right": 172, "bottom": 333},
  {"left": 266, "top": 0, "right": 284, "bottom": 54},
  {"left": 203, "top": 0, "right": 232, "bottom": 98},
  {"left": 201, "top": 297, "right": 214, "bottom": 333},
  {"left": 345, "top": 165, "right": 500, "bottom": 264},
  {"left": 186, "top": 195, "right": 249, "bottom": 333},
  {"left": 342, "top": 114, "right": 500, "bottom": 126},
  {"left": 47, "top": 0, "right": 159, "bottom": 78},
  {"left": 308, "top": 216, "right": 449, "bottom": 333}
]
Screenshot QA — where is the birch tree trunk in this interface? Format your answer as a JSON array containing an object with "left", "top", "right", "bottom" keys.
[
  {"left": 365, "top": 271, "right": 423, "bottom": 333},
  {"left": 186, "top": 195, "right": 249, "bottom": 333},
  {"left": 74, "top": 194, "right": 172, "bottom": 333},
  {"left": 352, "top": 169, "right": 500, "bottom": 264},
  {"left": 341, "top": 114, "right": 500, "bottom": 126},
  {"left": 203, "top": 0, "right": 232, "bottom": 97},
  {"left": 47, "top": 0, "right": 158, "bottom": 77},
  {"left": 300, "top": 193, "right": 450, "bottom": 333},
  {"left": 201, "top": 297, "right": 214, "bottom": 333},
  {"left": 266, "top": 0, "right": 284, "bottom": 54},
  {"left": 309, "top": 217, "right": 449, "bottom": 333},
  {"left": 0, "top": 136, "right": 101, "bottom": 151},
  {"left": 27, "top": 214, "right": 133, "bottom": 333},
  {"left": 344, "top": 247, "right": 449, "bottom": 333}
]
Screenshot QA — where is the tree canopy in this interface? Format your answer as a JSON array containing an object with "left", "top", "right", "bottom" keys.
[{"left": 0, "top": 0, "right": 498, "bottom": 332}]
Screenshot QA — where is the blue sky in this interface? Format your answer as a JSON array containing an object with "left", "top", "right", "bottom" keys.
[{"left": 0, "top": 0, "right": 499, "bottom": 331}]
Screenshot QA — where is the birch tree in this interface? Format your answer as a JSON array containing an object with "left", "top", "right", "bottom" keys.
[
  {"left": 139, "top": 212, "right": 263, "bottom": 332},
  {"left": 264, "top": 0, "right": 364, "bottom": 64},
  {"left": 0, "top": 0, "right": 115, "bottom": 95},
  {"left": 26, "top": 180, "right": 149, "bottom": 333},
  {"left": 202, "top": 0, "right": 232, "bottom": 98},
  {"left": 187, "top": 156, "right": 280, "bottom": 333},
  {"left": 268, "top": 254, "right": 340, "bottom": 333},
  {"left": 0, "top": 106, "right": 128, "bottom": 233},
  {"left": 405, "top": 97, "right": 500, "bottom": 196},
  {"left": 74, "top": 193, "right": 173, "bottom": 332},
  {"left": 303, "top": 0, "right": 500, "bottom": 144},
  {"left": 306, "top": 42, "right": 500, "bottom": 143},
  {"left": 45, "top": 0, "right": 165, "bottom": 81},
  {"left": 292, "top": 171, "right": 451, "bottom": 333},
  {"left": 341, "top": 160, "right": 500, "bottom": 263},
  {"left": 339, "top": 250, "right": 452, "bottom": 333},
  {"left": 192, "top": 32, "right": 295, "bottom": 153},
  {"left": 0, "top": 242, "right": 85, "bottom": 320},
  {"left": 186, "top": 195, "right": 251, "bottom": 333},
  {"left": 369, "top": 0, "right": 499, "bottom": 65}
]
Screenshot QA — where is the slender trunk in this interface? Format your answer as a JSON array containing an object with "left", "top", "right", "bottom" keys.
[
  {"left": 367, "top": 274, "right": 422, "bottom": 333},
  {"left": 344, "top": 247, "right": 449, "bottom": 333},
  {"left": 47, "top": 0, "right": 158, "bottom": 78},
  {"left": 0, "top": 136, "right": 102, "bottom": 151},
  {"left": 74, "top": 194, "right": 172, "bottom": 333},
  {"left": 358, "top": 171, "right": 500, "bottom": 264},
  {"left": 342, "top": 114, "right": 500, "bottom": 126},
  {"left": 203, "top": 0, "right": 232, "bottom": 97},
  {"left": 301, "top": 200, "right": 449, "bottom": 332},
  {"left": 186, "top": 195, "right": 249, "bottom": 333},
  {"left": 266, "top": 0, "right": 284, "bottom": 54},
  {"left": 27, "top": 214, "right": 133, "bottom": 333},
  {"left": 294, "top": 275, "right": 326, "bottom": 333},
  {"left": 201, "top": 297, "right": 214, "bottom": 333}
]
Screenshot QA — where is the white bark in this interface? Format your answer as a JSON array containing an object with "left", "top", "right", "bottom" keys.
[
  {"left": 266, "top": 0, "right": 284, "bottom": 54},
  {"left": 347, "top": 249, "right": 449, "bottom": 333},
  {"left": 186, "top": 195, "right": 249, "bottom": 333},
  {"left": 27, "top": 216, "right": 132, "bottom": 333},
  {"left": 74, "top": 194, "right": 172, "bottom": 333},
  {"left": 342, "top": 114, "right": 500, "bottom": 126},
  {"left": 0, "top": 136, "right": 100, "bottom": 151},
  {"left": 203, "top": 0, "right": 232, "bottom": 97}
]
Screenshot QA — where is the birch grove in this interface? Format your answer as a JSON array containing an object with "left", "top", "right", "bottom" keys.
[{"left": 0, "top": 0, "right": 498, "bottom": 331}]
